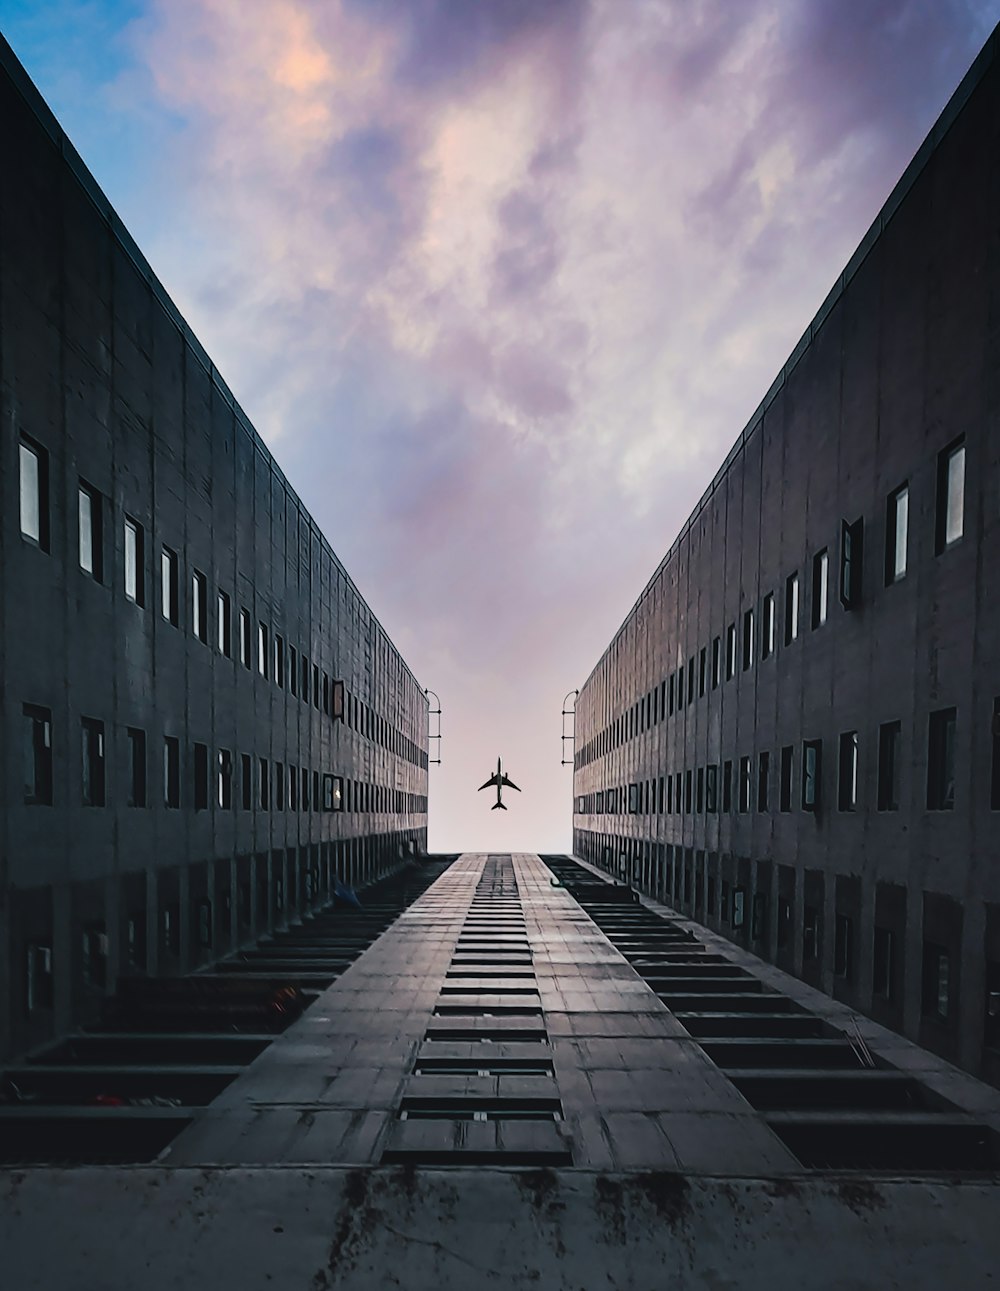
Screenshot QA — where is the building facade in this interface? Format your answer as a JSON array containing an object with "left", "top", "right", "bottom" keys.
[
  {"left": 0, "top": 35, "right": 428, "bottom": 1063},
  {"left": 573, "top": 29, "right": 1000, "bottom": 1085}
]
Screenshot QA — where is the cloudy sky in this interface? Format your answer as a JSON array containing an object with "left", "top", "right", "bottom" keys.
[{"left": 2, "top": 0, "right": 998, "bottom": 852}]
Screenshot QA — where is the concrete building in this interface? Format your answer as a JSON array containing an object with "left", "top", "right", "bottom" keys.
[
  {"left": 0, "top": 31, "right": 428, "bottom": 1065},
  {"left": 572, "top": 23, "right": 1000, "bottom": 1087}
]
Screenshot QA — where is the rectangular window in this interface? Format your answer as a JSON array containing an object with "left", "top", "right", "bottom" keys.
[
  {"left": 839, "top": 517, "right": 864, "bottom": 609},
  {"left": 676, "top": 667, "right": 684, "bottom": 709},
  {"left": 777, "top": 898, "right": 791, "bottom": 949},
  {"left": 313, "top": 663, "right": 320, "bottom": 709},
  {"left": 289, "top": 763, "right": 298, "bottom": 811},
  {"left": 275, "top": 761, "right": 285, "bottom": 810},
  {"left": 699, "top": 647, "right": 707, "bottom": 698},
  {"left": 922, "top": 943, "right": 951, "bottom": 1020},
  {"left": 23, "top": 704, "right": 53, "bottom": 805},
  {"left": 259, "top": 758, "right": 269, "bottom": 810},
  {"left": 127, "top": 727, "right": 146, "bottom": 807},
  {"left": 290, "top": 645, "right": 298, "bottom": 696},
  {"left": 684, "top": 770, "right": 692, "bottom": 814},
  {"left": 838, "top": 731, "right": 859, "bottom": 811},
  {"left": 726, "top": 623, "right": 736, "bottom": 679},
  {"left": 164, "top": 737, "right": 180, "bottom": 807},
  {"left": 802, "top": 739, "right": 821, "bottom": 811},
  {"left": 81, "top": 718, "right": 106, "bottom": 807},
  {"left": 686, "top": 657, "right": 695, "bottom": 705},
  {"left": 696, "top": 767, "right": 704, "bottom": 814},
  {"left": 873, "top": 927, "right": 895, "bottom": 1000},
  {"left": 218, "top": 749, "right": 232, "bottom": 809},
  {"left": 761, "top": 593, "right": 775, "bottom": 659},
  {"left": 323, "top": 673, "right": 330, "bottom": 714},
  {"left": 302, "top": 766, "right": 310, "bottom": 811},
  {"left": 322, "top": 774, "right": 335, "bottom": 811},
  {"left": 668, "top": 675, "right": 675, "bottom": 715},
  {"left": 25, "top": 943, "right": 54, "bottom": 1015},
  {"left": 258, "top": 622, "right": 269, "bottom": 678},
  {"left": 218, "top": 591, "right": 232, "bottom": 656},
  {"left": 936, "top": 437, "right": 966, "bottom": 552},
  {"left": 192, "top": 571, "right": 208, "bottom": 643},
  {"left": 711, "top": 637, "right": 721, "bottom": 689},
  {"left": 275, "top": 634, "right": 285, "bottom": 688},
  {"left": 877, "top": 721, "right": 902, "bottom": 811},
  {"left": 742, "top": 608, "right": 754, "bottom": 670},
  {"left": 124, "top": 516, "right": 144, "bottom": 605},
  {"left": 331, "top": 679, "right": 345, "bottom": 721},
  {"left": 779, "top": 745, "right": 793, "bottom": 812},
  {"left": 784, "top": 572, "right": 799, "bottom": 644},
  {"left": 194, "top": 742, "right": 209, "bottom": 810},
  {"left": 927, "top": 707, "right": 957, "bottom": 810},
  {"left": 732, "top": 888, "right": 745, "bottom": 930},
  {"left": 722, "top": 760, "right": 733, "bottom": 812},
  {"left": 738, "top": 756, "right": 752, "bottom": 812},
  {"left": 992, "top": 698, "right": 1000, "bottom": 811},
  {"left": 757, "top": 751, "right": 770, "bottom": 812},
  {"left": 301, "top": 653, "right": 310, "bottom": 697},
  {"left": 78, "top": 482, "right": 103, "bottom": 581},
  {"left": 161, "top": 547, "right": 179, "bottom": 625},
  {"left": 834, "top": 915, "right": 852, "bottom": 979},
  {"left": 241, "top": 753, "right": 252, "bottom": 810},
  {"left": 19, "top": 437, "right": 49, "bottom": 548},
  {"left": 240, "top": 609, "right": 251, "bottom": 668},
  {"left": 885, "top": 484, "right": 909, "bottom": 584},
  {"left": 197, "top": 900, "right": 213, "bottom": 950},
  {"left": 331, "top": 775, "right": 343, "bottom": 811},
  {"left": 706, "top": 764, "right": 718, "bottom": 813},
  {"left": 811, "top": 549, "right": 828, "bottom": 628},
  {"left": 803, "top": 907, "right": 819, "bottom": 961}
]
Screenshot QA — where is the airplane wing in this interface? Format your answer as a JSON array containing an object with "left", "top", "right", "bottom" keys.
[
  {"left": 500, "top": 775, "right": 521, "bottom": 792},
  {"left": 478, "top": 774, "right": 500, "bottom": 791}
]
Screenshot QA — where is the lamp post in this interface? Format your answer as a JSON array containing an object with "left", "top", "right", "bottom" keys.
[
  {"left": 561, "top": 689, "right": 578, "bottom": 766},
  {"left": 425, "top": 688, "right": 442, "bottom": 765}
]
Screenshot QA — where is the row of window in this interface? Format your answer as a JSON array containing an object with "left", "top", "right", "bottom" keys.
[
  {"left": 576, "top": 702, "right": 999, "bottom": 818},
  {"left": 22, "top": 705, "right": 428, "bottom": 815},
  {"left": 17, "top": 435, "right": 427, "bottom": 772},
  {"left": 576, "top": 436, "right": 967, "bottom": 770}
]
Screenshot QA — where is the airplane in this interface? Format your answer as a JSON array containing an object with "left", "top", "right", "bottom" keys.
[{"left": 478, "top": 757, "right": 521, "bottom": 811}]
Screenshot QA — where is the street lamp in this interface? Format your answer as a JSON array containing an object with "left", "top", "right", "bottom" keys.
[
  {"left": 425, "top": 688, "right": 442, "bottom": 765},
  {"left": 561, "top": 689, "right": 578, "bottom": 766}
]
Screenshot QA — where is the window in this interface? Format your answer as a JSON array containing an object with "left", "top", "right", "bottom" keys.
[
  {"left": 738, "top": 756, "right": 752, "bottom": 812},
  {"left": 668, "top": 675, "right": 675, "bottom": 715},
  {"left": 81, "top": 718, "right": 106, "bottom": 806},
  {"left": 885, "top": 484, "right": 909, "bottom": 584},
  {"left": 922, "top": 943, "right": 950, "bottom": 1020},
  {"left": 23, "top": 704, "right": 53, "bottom": 805},
  {"left": 811, "top": 549, "right": 828, "bottom": 628},
  {"left": 803, "top": 907, "right": 819, "bottom": 961},
  {"left": 218, "top": 749, "right": 233, "bottom": 809},
  {"left": 275, "top": 635, "right": 285, "bottom": 688},
  {"left": 777, "top": 898, "right": 791, "bottom": 949},
  {"left": 241, "top": 754, "right": 252, "bottom": 810},
  {"left": 927, "top": 707, "right": 957, "bottom": 811},
  {"left": 240, "top": 609, "right": 251, "bottom": 668},
  {"left": 78, "top": 483, "right": 103, "bottom": 581},
  {"left": 779, "top": 745, "right": 793, "bottom": 812},
  {"left": 992, "top": 699, "right": 1000, "bottom": 811},
  {"left": 802, "top": 739, "right": 821, "bottom": 811},
  {"left": 259, "top": 758, "right": 269, "bottom": 810},
  {"left": 684, "top": 770, "right": 692, "bottom": 814},
  {"left": 313, "top": 664, "right": 320, "bottom": 709},
  {"left": 289, "top": 763, "right": 298, "bottom": 811},
  {"left": 302, "top": 766, "right": 310, "bottom": 811},
  {"left": 726, "top": 624, "right": 736, "bottom": 679},
  {"left": 839, "top": 517, "right": 864, "bottom": 609},
  {"left": 696, "top": 767, "right": 704, "bottom": 814},
  {"left": 81, "top": 924, "right": 108, "bottom": 989},
  {"left": 878, "top": 721, "right": 902, "bottom": 811},
  {"left": 25, "top": 943, "right": 53, "bottom": 1015},
  {"left": 838, "top": 731, "right": 859, "bottom": 811},
  {"left": 331, "top": 679, "right": 345, "bottom": 720},
  {"left": 161, "top": 547, "right": 179, "bottom": 625},
  {"left": 757, "top": 751, "right": 770, "bottom": 812},
  {"left": 732, "top": 888, "right": 745, "bottom": 930},
  {"left": 290, "top": 645, "right": 298, "bottom": 695},
  {"left": 258, "top": 622, "right": 269, "bottom": 678},
  {"left": 197, "top": 900, "right": 213, "bottom": 950},
  {"left": 124, "top": 517, "right": 144, "bottom": 605},
  {"left": 711, "top": 637, "right": 721, "bottom": 689},
  {"left": 686, "top": 657, "right": 695, "bottom": 705},
  {"left": 677, "top": 667, "right": 684, "bottom": 708},
  {"left": 742, "top": 609, "right": 754, "bottom": 671},
  {"left": 834, "top": 915, "right": 852, "bottom": 979},
  {"left": 192, "top": 571, "right": 208, "bottom": 643},
  {"left": 751, "top": 893, "right": 766, "bottom": 941},
  {"left": 218, "top": 591, "right": 232, "bottom": 656},
  {"left": 722, "top": 760, "right": 733, "bottom": 812},
  {"left": 322, "top": 774, "right": 335, "bottom": 811},
  {"left": 194, "top": 742, "right": 209, "bottom": 810},
  {"left": 699, "top": 647, "right": 707, "bottom": 698},
  {"left": 706, "top": 764, "right": 718, "bottom": 813},
  {"left": 164, "top": 737, "right": 180, "bottom": 807},
  {"left": 127, "top": 728, "right": 146, "bottom": 807},
  {"left": 784, "top": 572, "right": 799, "bottom": 644},
  {"left": 276, "top": 762, "right": 285, "bottom": 810},
  {"left": 936, "top": 437, "right": 965, "bottom": 552},
  {"left": 761, "top": 594, "right": 775, "bottom": 659},
  {"left": 19, "top": 437, "right": 49, "bottom": 549},
  {"left": 873, "top": 927, "right": 895, "bottom": 1000},
  {"left": 301, "top": 653, "right": 310, "bottom": 697}
]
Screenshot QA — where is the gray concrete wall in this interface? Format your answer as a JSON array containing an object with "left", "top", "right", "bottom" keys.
[
  {"left": 0, "top": 36, "right": 428, "bottom": 1062},
  {"left": 572, "top": 29, "right": 1000, "bottom": 1083}
]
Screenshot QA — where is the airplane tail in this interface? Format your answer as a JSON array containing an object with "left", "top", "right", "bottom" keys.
[{"left": 491, "top": 801, "right": 507, "bottom": 811}]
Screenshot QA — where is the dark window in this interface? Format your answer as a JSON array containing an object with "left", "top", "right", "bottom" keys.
[
  {"left": 696, "top": 767, "right": 704, "bottom": 814},
  {"left": 936, "top": 437, "right": 965, "bottom": 553},
  {"left": 218, "top": 591, "right": 232, "bottom": 656},
  {"left": 742, "top": 608, "right": 754, "bottom": 670},
  {"left": 25, "top": 943, "right": 54, "bottom": 1014},
  {"left": 124, "top": 516, "right": 144, "bottom": 605},
  {"left": 302, "top": 766, "right": 310, "bottom": 811},
  {"left": 687, "top": 657, "right": 695, "bottom": 705},
  {"left": 706, "top": 764, "right": 718, "bottom": 813},
  {"left": 81, "top": 718, "right": 106, "bottom": 807},
  {"left": 803, "top": 906, "right": 819, "bottom": 961},
  {"left": 838, "top": 731, "right": 859, "bottom": 811},
  {"left": 722, "top": 760, "right": 733, "bottom": 812},
  {"left": 161, "top": 546, "right": 179, "bottom": 625},
  {"left": 779, "top": 745, "right": 793, "bottom": 812},
  {"left": 992, "top": 699, "right": 1000, "bottom": 811},
  {"left": 878, "top": 721, "right": 902, "bottom": 811},
  {"left": 163, "top": 904, "right": 180, "bottom": 956},
  {"left": 839, "top": 516, "right": 864, "bottom": 609},
  {"left": 885, "top": 484, "right": 909, "bottom": 584},
  {"left": 276, "top": 761, "right": 285, "bottom": 811},
  {"left": 802, "top": 739, "right": 821, "bottom": 811},
  {"left": 873, "top": 927, "right": 895, "bottom": 999},
  {"left": 921, "top": 942, "right": 951, "bottom": 1020},
  {"left": 834, "top": 914, "right": 852, "bottom": 979},
  {"left": 241, "top": 753, "right": 252, "bottom": 810},
  {"left": 777, "top": 898, "right": 791, "bottom": 949},
  {"left": 23, "top": 704, "right": 53, "bottom": 805},
  {"left": 81, "top": 924, "right": 108, "bottom": 988},
  {"left": 677, "top": 667, "right": 684, "bottom": 709},
  {"left": 288, "top": 762, "right": 298, "bottom": 811},
  {"left": 302, "top": 653, "right": 310, "bottom": 697},
  {"left": 313, "top": 664, "right": 320, "bottom": 709},
  {"left": 127, "top": 728, "right": 146, "bottom": 807},
  {"left": 811, "top": 549, "right": 829, "bottom": 628},
  {"left": 757, "top": 751, "right": 770, "bottom": 812},
  {"left": 194, "top": 742, "right": 209, "bottom": 810},
  {"left": 699, "top": 648, "right": 707, "bottom": 697},
  {"left": 197, "top": 900, "right": 213, "bottom": 949},
  {"left": 785, "top": 572, "right": 799, "bottom": 644},
  {"left": 290, "top": 645, "right": 298, "bottom": 695},
  {"left": 751, "top": 892, "right": 766, "bottom": 940},
  {"left": 738, "top": 756, "right": 752, "bottom": 812},
  {"left": 239, "top": 609, "right": 251, "bottom": 668},
  {"left": 668, "top": 675, "right": 675, "bottom": 715},
  {"left": 164, "top": 737, "right": 180, "bottom": 807},
  {"left": 192, "top": 570, "right": 208, "bottom": 643},
  {"left": 684, "top": 770, "right": 692, "bottom": 814},
  {"left": 259, "top": 758, "right": 269, "bottom": 810},
  {"left": 78, "top": 482, "right": 103, "bottom": 581},
  {"left": 711, "top": 637, "right": 721, "bottom": 688},
  {"left": 19, "top": 436, "right": 49, "bottom": 549},
  {"left": 218, "top": 749, "right": 233, "bottom": 809},
  {"left": 275, "top": 635, "right": 285, "bottom": 688},
  {"left": 927, "top": 707, "right": 957, "bottom": 811}
]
